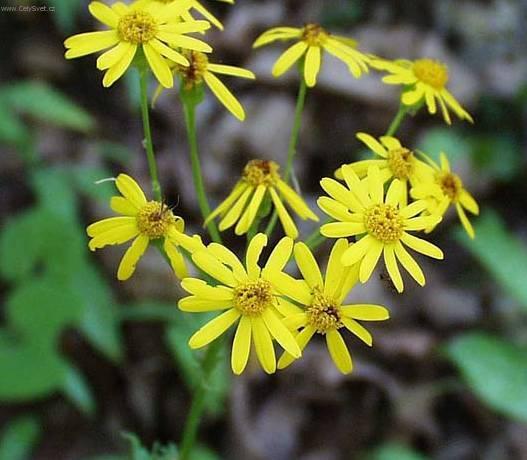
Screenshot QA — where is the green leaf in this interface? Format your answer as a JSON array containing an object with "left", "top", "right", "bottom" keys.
[
  {"left": 1, "top": 81, "right": 94, "bottom": 132},
  {"left": 63, "top": 365, "right": 96, "bottom": 417},
  {"left": 445, "top": 333, "right": 527, "bottom": 422},
  {"left": 189, "top": 445, "right": 221, "bottom": 460},
  {"left": 0, "top": 99, "right": 29, "bottom": 148},
  {"left": 121, "top": 433, "right": 150, "bottom": 460},
  {"left": 76, "top": 265, "right": 123, "bottom": 363},
  {"left": 0, "top": 415, "right": 41, "bottom": 460},
  {"left": 0, "top": 342, "right": 67, "bottom": 401},
  {"left": 456, "top": 210, "right": 527, "bottom": 309},
  {"left": 369, "top": 442, "right": 429, "bottom": 460},
  {"left": 44, "top": 0, "right": 83, "bottom": 32},
  {"left": 417, "top": 127, "right": 470, "bottom": 163},
  {"left": 6, "top": 277, "right": 84, "bottom": 344},
  {"left": 469, "top": 134, "right": 521, "bottom": 181}
]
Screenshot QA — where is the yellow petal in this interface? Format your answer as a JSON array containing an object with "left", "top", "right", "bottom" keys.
[
  {"left": 262, "top": 308, "right": 301, "bottom": 358},
  {"left": 231, "top": 316, "right": 252, "bottom": 375},
  {"left": 294, "top": 242, "right": 323, "bottom": 289},
  {"left": 191, "top": 250, "right": 237, "bottom": 287},
  {"left": 264, "top": 236, "right": 294, "bottom": 272},
  {"left": 110, "top": 196, "right": 139, "bottom": 216},
  {"left": 268, "top": 187, "right": 298, "bottom": 239},
  {"left": 180, "top": 278, "right": 233, "bottom": 300},
  {"left": 87, "top": 216, "right": 136, "bottom": 237},
  {"left": 394, "top": 242, "right": 425, "bottom": 286},
  {"left": 251, "top": 316, "right": 276, "bottom": 374},
  {"left": 304, "top": 45, "right": 321, "bottom": 87},
  {"left": 359, "top": 239, "right": 383, "bottom": 283},
  {"left": 207, "top": 63, "right": 255, "bottom": 79},
  {"left": 383, "top": 244, "right": 403, "bottom": 293},
  {"left": 265, "top": 271, "right": 311, "bottom": 305},
  {"left": 204, "top": 71, "right": 245, "bottom": 121},
  {"left": 188, "top": 308, "right": 240, "bottom": 349},
  {"left": 340, "top": 235, "right": 373, "bottom": 266},
  {"left": 272, "top": 41, "right": 308, "bottom": 77},
  {"left": 456, "top": 202, "right": 475, "bottom": 239},
  {"left": 64, "top": 31, "right": 119, "bottom": 58},
  {"left": 102, "top": 43, "right": 137, "bottom": 87},
  {"left": 235, "top": 185, "right": 266, "bottom": 235},
  {"left": 219, "top": 187, "right": 253, "bottom": 231},
  {"left": 97, "top": 42, "right": 134, "bottom": 70},
  {"left": 178, "top": 296, "right": 232, "bottom": 312},
  {"left": 117, "top": 234, "right": 150, "bottom": 280},
  {"left": 400, "top": 232, "right": 443, "bottom": 259},
  {"left": 320, "top": 222, "right": 365, "bottom": 238},
  {"left": 324, "top": 238, "right": 349, "bottom": 297},
  {"left": 143, "top": 42, "right": 173, "bottom": 88},
  {"left": 326, "top": 330, "right": 353, "bottom": 374},
  {"left": 341, "top": 304, "right": 390, "bottom": 321},
  {"left": 341, "top": 317, "right": 373, "bottom": 346},
  {"left": 115, "top": 174, "right": 147, "bottom": 208},
  {"left": 163, "top": 238, "right": 188, "bottom": 278},
  {"left": 320, "top": 177, "right": 363, "bottom": 213},
  {"left": 149, "top": 38, "right": 189, "bottom": 66},
  {"left": 275, "top": 298, "right": 304, "bottom": 317},
  {"left": 356, "top": 132, "right": 388, "bottom": 158},
  {"left": 277, "top": 326, "right": 316, "bottom": 369},
  {"left": 317, "top": 197, "right": 355, "bottom": 222},
  {"left": 88, "top": 222, "right": 139, "bottom": 251},
  {"left": 459, "top": 189, "right": 479, "bottom": 215},
  {"left": 205, "top": 182, "right": 248, "bottom": 225},
  {"left": 88, "top": 1, "right": 119, "bottom": 27},
  {"left": 206, "top": 243, "right": 247, "bottom": 281},
  {"left": 246, "top": 233, "right": 268, "bottom": 280},
  {"left": 275, "top": 180, "right": 318, "bottom": 221}
]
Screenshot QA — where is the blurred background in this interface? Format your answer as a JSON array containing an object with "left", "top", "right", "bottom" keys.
[{"left": 0, "top": 0, "right": 526, "bottom": 459}]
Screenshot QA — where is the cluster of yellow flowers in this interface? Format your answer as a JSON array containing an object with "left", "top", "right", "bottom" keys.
[{"left": 68, "top": 1, "right": 479, "bottom": 375}]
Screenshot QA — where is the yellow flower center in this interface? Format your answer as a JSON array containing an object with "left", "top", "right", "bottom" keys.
[
  {"left": 177, "top": 51, "right": 209, "bottom": 89},
  {"left": 306, "top": 287, "right": 342, "bottom": 334},
  {"left": 242, "top": 160, "right": 280, "bottom": 187},
  {"left": 364, "top": 204, "right": 404, "bottom": 243},
  {"left": 233, "top": 279, "right": 273, "bottom": 316},
  {"left": 136, "top": 201, "right": 177, "bottom": 239},
  {"left": 118, "top": 11, "right": 158, "bottom": 44},
  {"left": 387, "top": 148, "right": 414, "bottom": 180},
  {"left": 412, "top": 59, "right": 449, "bottom": 89},
  {"left": 437, "top": 171, "right": 462, "bottom": 200},
  {"left": 302, "top": 23, "right": 328, "bottom": 46}
]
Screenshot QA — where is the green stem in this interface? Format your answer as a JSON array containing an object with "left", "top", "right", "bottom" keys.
[
  {"left": 385, "top": 104, "right": 409, "bottom": 137},
  {"left": 139, "top": 69, "right": 162, "bottom": 201},
  {"left": 181, "top": 96, "right": 222, "bottom": 244},
  {"left": 265, "top": 76, "right": 308, "bottom": 237},
  {"left": 179, "top": 339, "right": 224, "bottom": 460}
]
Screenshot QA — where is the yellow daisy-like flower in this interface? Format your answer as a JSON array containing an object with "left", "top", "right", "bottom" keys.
[
  {"left": 135, "top": 0, "right": 233, "bottom": 30},
  {"left": 176, "top": 51, "right": 255, "bottom": 121},
  {"left": 179, "top": 234, "right": 302, "bottom": 375},
  {"left": 411, "top": 152, "right": 479, "bottom": 239},
  {"left": 265, "top": 239, "right": 389, "bottom": 374},
  {"left": 64, "top": 0, "right": 212, "bottom": 88},
  {"left": 253, "top": 23, "right": 370, "bottom": 87},
  {"left": 87, "top": 174, "right": 203, "bottom": 280},
  {"left": 205, "top": 159, "right": 319, "bottom": 239},
  {"left": 371, "top": 58, "right": 473, "bottom": 125},
  {"left": 335, "top": 133, "right": 434, "bottom": 205},
  {"left": 318, "top": 165, "right": 444, "bottom": 292}
]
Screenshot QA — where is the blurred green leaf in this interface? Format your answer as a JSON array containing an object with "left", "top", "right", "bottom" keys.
[
  {"left": 468, "top": 134, "right": 521, "bottom": 181},
  {"left": 0, "top": 342, "right": 67, "bottom": 401},
  {"left": 76, "top": 265, "right": 122, "bottom": 363},
  {"left": 63, "top": 365, "right": 96, "bottom": 417},
  {"left": 446, "top": 333, "right": 527, "bottom": 422},
  {"left": 456, "top": 210, "right": 527, "bottom": 309},
  {"left": 0, "top": 99, "right": 30, "bottom": 148},
  {"left": 121, "top": 433, "right": 178, "bottom": 460},
  {"left": 94, "top": 142, "right": 132, "bottom": 166},
  {"left": 31, "top": 168, "right": 78, "bottom": 222},
  {"left": 0, "top": 415, "right": 40, "bottom": 460},
  {"left": 166, "top": 320, "right": 229, "bottom": 416},
  {"left": 44, "top": 0, "right": 83, "bottom": 32},
  {"left": 418, "top": 127, "right": 470, "bottom": 163},
  {"left": 369, "top": 442, "right": 428, "bottom": 460},
  {"left": 1, "top": 81, "right": 94, "bottom": 132},
  {"left": 189, "top": 445, "right": 220, "bottom": 460}
]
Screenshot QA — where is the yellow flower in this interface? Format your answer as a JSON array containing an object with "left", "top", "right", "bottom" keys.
[
  {"left": 135, "top": 0, "right": 233, "bottom": 30},
  {"left": 176, "top": 51, "right": 255, "bottom": 120},
  {"left": 64, "top": 0, "right": 212, "bottom": 88},
  {"left": 179, "top": 234, "right": 302, "bottom": 375},
  {"left": 253, "top": 24, "right": 370, "bottom": 87},
  {"left": 335, "top": 133, "right": 435, "bottom": 205},
  {"left": 318, "top": 165, "right": 444, "bottom": 292},
  {"left": 264, "top": 239, "right": 389, "bottom": 374},
  {"left": 205, "top": 159, "right": 319, "bottom": 239},
  {"left": 87, "top": 174, "right": 203, "bottom": 280},
  {"left": 371, "top": 58, "right": 473, "bottom": 125},
  {"left": 411, "top": 152, "right": 479, "bottom": 239}
]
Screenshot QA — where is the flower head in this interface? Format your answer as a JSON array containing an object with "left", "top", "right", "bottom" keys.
[
  {"left": 264, "top": 239, "right": 389, "bottom": 374},
  {"left": 253, "top": 24, "right": 370, "bottom": 87},
  {"left": 64, "top": 0, "right": 212, "bottom": 88},
  {"left": 335, "top": 133, "right": 435, "bottom": 205},
  {"left": 179, "top": 234, "right": 302, "bottom": 374},
  {"left": 175, "top": 51, "right": 255, "bottom": 120},
  {"left": 411, "top": 152, "right": 479, "bottom": 238},
  {"left": 371, "top": 58, "right": 473, "bottom": 125},
  {"left": 318, "top": 165, "right": 444, "bottom": 292},
  {"left": 205, "top": 159, "right": 319, "bottom": 239},
  {"left": 87, "top": 174, "right": 203, "bottom": 280}
]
